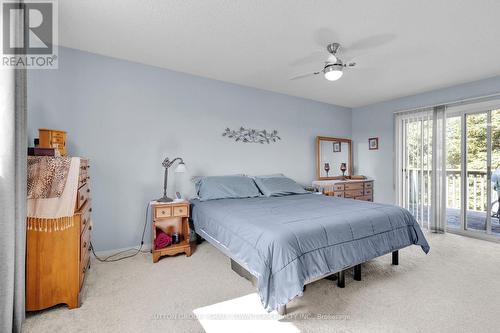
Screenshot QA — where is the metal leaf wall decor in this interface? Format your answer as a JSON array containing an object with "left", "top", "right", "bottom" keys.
[{"left": 222, "top": 127, "right": 281, "bottom": 144}]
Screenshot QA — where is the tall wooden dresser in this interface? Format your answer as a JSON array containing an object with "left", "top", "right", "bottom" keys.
[{"left": 26, "top": 158, "right": 92, "bottom": 311}]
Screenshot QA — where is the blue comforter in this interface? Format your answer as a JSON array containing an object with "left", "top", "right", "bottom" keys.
[{"left": 190, "top": 193, "right": 429, "bottom": 312}]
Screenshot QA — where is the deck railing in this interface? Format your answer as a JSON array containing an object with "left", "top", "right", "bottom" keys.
[
  {"left": 406, "top": 169, "right": 489, "bottom": 212},
  {"left": 446, "top": 170, "right": 488, "bottom": 212}
]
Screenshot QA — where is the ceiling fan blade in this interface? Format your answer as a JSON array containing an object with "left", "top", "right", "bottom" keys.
[
  {"left": 289, "top": 50, "right": 325, "bottom": 67},
  {"left": 341, "top": 55, "right": 361, "bottom": 68},
  {"left": 290, "top": 71, "right": 321, "bottom": 80}
]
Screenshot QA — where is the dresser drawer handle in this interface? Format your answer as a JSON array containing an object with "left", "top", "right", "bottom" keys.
[
  {"left": 83, "top": 241, "right": 87, "bottom": 249},
  {"left": 161, "top": 210, "right": 166, "bottom": 215},
  {"left": 87, "top": 188, "right": 90, "bottom": 193},
  {"left": 83, "top": 218, "right": 87, "bottom": 226},
  {"left": 89, "top": 208, "right": 92, "bottom": 212},
  {"left": 80, "top": 195, "right": 84, "bottom": 201}
]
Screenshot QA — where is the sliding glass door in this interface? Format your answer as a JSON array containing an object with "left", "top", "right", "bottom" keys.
[
  {"left": 445, "top": 106, "right": 499, "bottom": 237},
  {"left": 465, "top": 112, "right": 488, "bottom": 231},
  {"left": 396, "top": 101, "right": 500, "bottom": 238}
]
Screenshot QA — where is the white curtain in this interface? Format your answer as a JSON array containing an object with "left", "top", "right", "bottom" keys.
[
  {"left": 395, "top": 106, "right": 446, "bottom": 233},
  {"left": 0, "top": 3, "right": 27, "bottom": 332}
]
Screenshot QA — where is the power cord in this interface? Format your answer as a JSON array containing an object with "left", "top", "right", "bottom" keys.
[{"left": 90, "top": 202, "right": 150, "bottom": 262}]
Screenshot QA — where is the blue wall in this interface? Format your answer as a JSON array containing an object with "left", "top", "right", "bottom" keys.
[{"left": 28, "top": 47, "right": 352, "bottom": 251}]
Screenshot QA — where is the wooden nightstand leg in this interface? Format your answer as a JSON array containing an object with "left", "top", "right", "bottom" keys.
[
  {"left": 185, "top": 246, "right": 192, "bottom": 257},
  {"left": 152, "top": 252, "right": 160, "bottom": 263}
]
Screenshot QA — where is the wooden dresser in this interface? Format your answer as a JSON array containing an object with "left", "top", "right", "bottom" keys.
[
  {"left": 26, "top": 158, "right": 92, "bottom": 311},
  {"left": 312, "top": 179, "right": 374, "bottom": 201}
]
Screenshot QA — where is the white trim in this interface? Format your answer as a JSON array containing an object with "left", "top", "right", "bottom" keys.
[
  {"left": 93, "top": 244, "right": 152, "bottom": 258},
  {"left": 447, "top": 99, "right": 500, "bottom": 114},
  {"left": 393, "top": 93, "right": 500, "bottom": 115},
  {"left": 447, "top": 228, "right": 500, "bottom": 244}
]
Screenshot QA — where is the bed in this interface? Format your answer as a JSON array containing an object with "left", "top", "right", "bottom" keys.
[{"left": 190, "top": 192, "right": 430, "bottom": 314}]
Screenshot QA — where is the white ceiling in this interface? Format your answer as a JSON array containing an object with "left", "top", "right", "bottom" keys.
[{"left": 59, "top": 0, "right": 500, "bottom": 108}]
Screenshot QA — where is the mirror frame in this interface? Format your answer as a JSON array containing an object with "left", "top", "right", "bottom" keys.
[{"left": 316, "top": 136, "right": 353, "bottom": 180}]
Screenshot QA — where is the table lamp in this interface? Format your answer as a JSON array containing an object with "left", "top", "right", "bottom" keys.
[{"left": 157, "top": 157, "right": 186, "bottom": 202}]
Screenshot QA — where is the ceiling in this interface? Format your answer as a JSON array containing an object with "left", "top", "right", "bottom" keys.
[{"left": 59, "top": 0, "right": 500, "bottom": 108}]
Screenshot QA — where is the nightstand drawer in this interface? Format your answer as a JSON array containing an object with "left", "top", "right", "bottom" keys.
[
  {"left": 155, "top": 206, "right": 172, "bottom": 218},
  {"left": 333, "top": 192, "right": 344, "bottom": 198},
  {"left": 364, "top": 188, "right": 373, "bottom": 196},
  {"left": 364, "top": 182, "right": 373, "bottom": 189},
  {"left": 173, "top": 205, "right": 188, "bottom": 217}
]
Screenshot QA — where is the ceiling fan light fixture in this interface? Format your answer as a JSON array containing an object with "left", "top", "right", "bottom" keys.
[{"left": 323, "top": 64, "right": 343, "bottom": 81}]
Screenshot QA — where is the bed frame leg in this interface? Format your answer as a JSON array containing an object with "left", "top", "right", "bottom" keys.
[
  {"left": 353, "top": 264, "right": 361, "bottom": 281},
  {"left": 277, "top": 304, "right": 286, "bottom": 315},
  {"left": 392, "top": 250, "right": 399, "bottom": 265},
  {"left": 337, "top": 270, "right": 345, "bottom": 288}
]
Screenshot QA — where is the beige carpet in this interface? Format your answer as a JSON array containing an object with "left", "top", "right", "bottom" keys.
[{"left": 24, "top": 232, "right": 500, "bottom": 333}]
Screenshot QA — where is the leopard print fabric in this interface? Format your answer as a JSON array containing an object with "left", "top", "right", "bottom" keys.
[{"left": 27, "top": 156, "right": 71, "bottom": 199}]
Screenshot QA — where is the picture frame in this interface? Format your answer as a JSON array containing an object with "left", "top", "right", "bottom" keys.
[
  {"left": 368, "top": 137, "right": 379, "bottom": 150},
  {"left": 333, "top": 141, "right": 341, "bottom": 153}
]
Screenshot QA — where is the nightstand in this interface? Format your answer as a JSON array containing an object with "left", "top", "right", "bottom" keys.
[{"left": 151, "top": 201, "right": 193, "bottom": 263}]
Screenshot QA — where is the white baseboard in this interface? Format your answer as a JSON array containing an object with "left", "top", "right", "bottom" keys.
[{"left": 93, "top": 243, "right": 152, "bottom": 258}]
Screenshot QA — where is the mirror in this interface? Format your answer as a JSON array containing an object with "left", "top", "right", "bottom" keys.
[{"left": 316, "top": 136, "right": 352, "bottom": 180}]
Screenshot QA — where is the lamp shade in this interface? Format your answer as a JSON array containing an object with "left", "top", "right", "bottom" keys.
[{"left": 175, "top": 162, "right": 187, "bottom": 173}]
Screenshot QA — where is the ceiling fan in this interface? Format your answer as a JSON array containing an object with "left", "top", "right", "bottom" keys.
[{"left": 290, "top": 43, "right": 356, "bottom": 81}]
